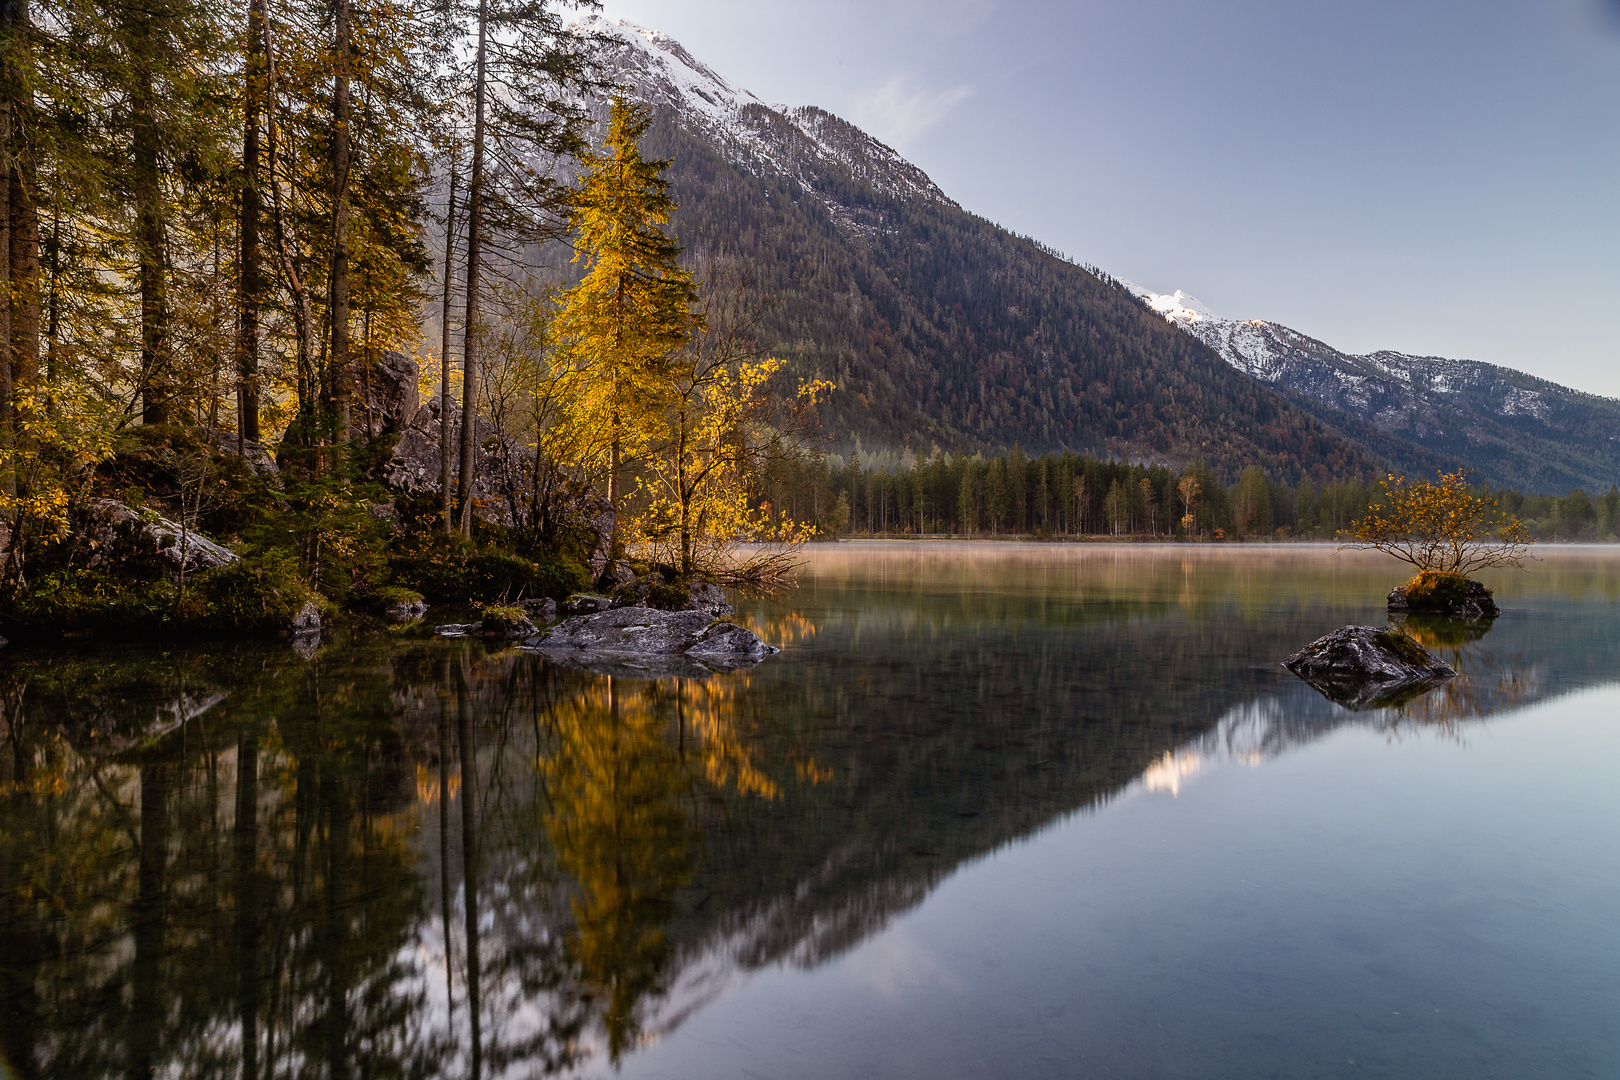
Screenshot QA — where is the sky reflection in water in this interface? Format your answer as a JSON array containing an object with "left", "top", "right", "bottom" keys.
[{"left": 1, "top": 544, "right": 1618, "bottom": 1080}]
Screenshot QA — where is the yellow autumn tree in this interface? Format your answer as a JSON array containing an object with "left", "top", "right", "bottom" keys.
[
  {"left": 634, "top": 274, "right": 830, "bottom": 584},
  {"left": 1348, "top": 470, "right": 1533, "bottom": 575},
  {"left": 554, "top": 97, "right": 700, "bottom": 558}
]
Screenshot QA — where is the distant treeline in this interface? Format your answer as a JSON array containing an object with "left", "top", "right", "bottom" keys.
[{"left": 756, "top": 449, "right": 1620, "bottom": 542}]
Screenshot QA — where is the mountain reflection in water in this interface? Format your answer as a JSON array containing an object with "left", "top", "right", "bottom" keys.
[{"left": 2, "top": 544, "right": 1618, "bottom": 1079}]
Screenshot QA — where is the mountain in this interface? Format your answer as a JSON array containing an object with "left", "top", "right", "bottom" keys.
[
  {"left": 1126, "top": 285, "right": 1620, "bottom": 491},
  {"left": 571, "top": 17, "right": 1389, "bottom": 482}
]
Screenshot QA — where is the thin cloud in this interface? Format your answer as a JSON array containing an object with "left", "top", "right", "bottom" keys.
[{"left": 853, "top": 75, "right": 973, "bottom": 149}]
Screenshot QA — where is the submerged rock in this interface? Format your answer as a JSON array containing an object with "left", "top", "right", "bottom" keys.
[
  {"left": 539, "top": 607, "right": 714, "bottom": 652},
  {"left": 1283, "top": 625, "right": 1455, "bottom": 710},
  {"left": 1388, "top": 572, "right": 1500, "bottom": 618},
  {"left": 525, "top": 606, "right": 778, "bottom": 674}
]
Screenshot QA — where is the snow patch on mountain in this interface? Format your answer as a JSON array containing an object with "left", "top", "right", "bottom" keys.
[
  {"left": 1120, "top": 281, "right": 1620, "bottom": 487},
  {"left": 575, "top": 15, "right": 954, "bottom": 216}
]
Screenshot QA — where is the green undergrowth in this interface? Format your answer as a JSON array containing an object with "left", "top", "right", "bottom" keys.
[{"left": 385, "top": 538, "right": 590, "bottom": 605}]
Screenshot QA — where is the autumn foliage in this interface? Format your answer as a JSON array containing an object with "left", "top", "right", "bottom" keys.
[{"left": 1348, "top": 470, "right": 1534, "bottom": 575}]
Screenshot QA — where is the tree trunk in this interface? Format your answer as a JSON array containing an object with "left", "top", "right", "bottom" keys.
[
  {"left": 439, "top": 153, "right": 457, "bottom": 534},
  {"left": 132, "top": 15, "right": 168, "bottom": 427},
  {"left": 0, "top": 85, "right": 12, "bottom": 502},
  {"left": 457, "top": 0, "right": 489, "bottom": 537},
  {"left": 327, "top": 0, "right": 352, "bottom": 442},
  {"left": 236, "top": 0, "right": 266, "bottom": 444}
]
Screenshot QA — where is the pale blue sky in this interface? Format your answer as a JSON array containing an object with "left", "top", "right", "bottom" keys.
[{"left": 601, "top": 1, "right": 1620, "bottom": 395}]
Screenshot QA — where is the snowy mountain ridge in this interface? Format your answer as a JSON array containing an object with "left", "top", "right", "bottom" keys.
[
  {"left": 1124, "top": 282, "right": 1620, "bottom": 489},
  {"left": 576, "top": 15, "right": 955, "bottom": 217}
]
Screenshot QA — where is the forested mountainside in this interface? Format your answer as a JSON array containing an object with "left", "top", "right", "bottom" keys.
[
  {"left": 1129, "top": 287, "right": 1620, "bottom": 491},
  {"left": 579, "top": 18, "right": 1385, "bottom": 482}
]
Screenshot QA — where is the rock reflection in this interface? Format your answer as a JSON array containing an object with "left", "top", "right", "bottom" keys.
[
  {"left": 1, "top": 546, "right": 1618, "bottom": 1078},
  {"left": 1377, "top": 614, "right": 1538, "bottom": 734}
]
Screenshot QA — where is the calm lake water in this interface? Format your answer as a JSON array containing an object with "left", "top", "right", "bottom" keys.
[{"left": 3, "top": 543, "right": 1619, "bottom": 1080}]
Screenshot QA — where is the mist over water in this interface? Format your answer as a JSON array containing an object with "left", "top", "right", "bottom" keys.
[{"left": 2, "top": 544, "right": 1618, "bottom": 1079}]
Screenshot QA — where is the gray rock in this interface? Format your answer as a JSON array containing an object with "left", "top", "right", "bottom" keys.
[
  {"left": 0, "top": 635, "right": 8, "bottom": 650},
  {"left": 540, "top": 607, "right": 714, "bottom": 653},
  {"left": 482, "top": 613, "right": 539, "bottom": 640},
  {"left": 83, "top": 499, "right": 240, "bottom": 578},
  {"left": 357, "top": 349, "right": 420, "bottom": 437},
  {"left": 527, "top": 606, "right": 779, "bottom": 674},
  {"left": 290, "top": 601, "right": 322, "bottom": 635},
  {"left": 521, "top": 597, "right": 559, "bottom": 622},
  {"left": 431, "top": 616, "right": 538, "bottom": 640},
  {"left": 1388, "top": 578, "right": 1500, "bottom": 618},
  {"left": 562, "top": 593, "right": 616, "bottom": 616},
  {"left": 379, "top": 400, "right": 514, "bottom": 526},
  {"left": 685, "top": 621, "right": 776, "bottom": 666},
  {"left": 210, "top": 430, "right": 283, "bottom": 487},
  {"left": 1283, "top": 625, "right": 1454, "bottom": 710},
  {"left": 687, "top": 582, "right": 734, "bottom": 617}
]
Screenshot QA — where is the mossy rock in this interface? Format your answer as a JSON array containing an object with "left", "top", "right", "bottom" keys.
[
  {"left": 479, "top": 604, "right": 536, "bottom": 639},
  {"left": 194, "top": 552, "right": 321, "bottom": 634},
  {"left": 1389, "top": 571, "right": 1500, "bottom": 618}
]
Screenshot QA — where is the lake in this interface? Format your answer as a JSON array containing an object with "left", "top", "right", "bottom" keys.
[{"left": 2, "top": 543, "right": 1618, "bottom": 1079}]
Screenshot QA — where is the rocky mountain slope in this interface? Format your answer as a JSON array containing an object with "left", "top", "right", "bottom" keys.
[
  {"left": 570, "top": 17, "right": 1387, "bottom": 482},
  {"left": 1127, "top": 285, "right": 1620, "bottom": 491}
]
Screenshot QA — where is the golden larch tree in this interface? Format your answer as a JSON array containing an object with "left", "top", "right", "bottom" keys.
[{"left": 555, "top": 98, "right": 700, "bottom": 556}]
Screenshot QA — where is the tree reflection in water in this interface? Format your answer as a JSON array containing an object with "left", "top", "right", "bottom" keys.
[
  {"left": 1376, "top": 614, "right": 1536, "bottom": 735},
  {"left": 0, "top": 640, "right": 778, "bottom": 1078},
  {"left": 2, "top": 547, "right": 1617, "bottom": 1079}
]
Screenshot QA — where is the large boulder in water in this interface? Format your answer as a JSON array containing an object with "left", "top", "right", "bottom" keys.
[
  {"left": 525, "top": 606, "right": 778, "bottom": 674},
  {"left": 1388, "top": 571, "right": 1500, "bottom": 618},
  {"left": 1283, "top": 625, "right": 1455, "bottom": 710}
]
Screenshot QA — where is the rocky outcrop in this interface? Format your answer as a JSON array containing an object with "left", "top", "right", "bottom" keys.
[
  {"left": 1388, "top": 576, "right": 1500, "bottom": 618},
  {"left": 81, "top": 499, "right": 240, "bottom": 578},
  {"left": 210, "top": 430, "right": 282, "bottom": 487},
  {"left": 526, "top": 606, "right": 778, "bottom": 673},
  {"left": 1283, "top": 625, "right": 1455, "bottom": 710},
  {"left": 290, "top": 601, "right": 322, "bottom": 635},
  {"left": 357, "top": 350, "right": 420, "bottom": 437}
]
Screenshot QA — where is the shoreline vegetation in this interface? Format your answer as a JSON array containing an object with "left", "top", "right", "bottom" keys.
[{"left": 0, "top": 0, "right": 1602, "bottom": 646}]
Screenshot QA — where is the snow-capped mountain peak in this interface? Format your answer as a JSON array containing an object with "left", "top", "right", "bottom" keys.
[
  {"left": 576, "top": 16, "right": 767, "bottom": 128},
  {"left": 575, "top": 14, "right": 954, "bottom": 212},
  {"left": 1124, "top": 281, "right": 1620, "bottom": 489},
  {"left": 1124, "top": 284, "right": 1223, "bottom": 325}
]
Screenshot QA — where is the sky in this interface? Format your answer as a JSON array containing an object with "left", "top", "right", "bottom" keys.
[{"left": 595, "top": 0, "right": 1620, "bottom": 396}]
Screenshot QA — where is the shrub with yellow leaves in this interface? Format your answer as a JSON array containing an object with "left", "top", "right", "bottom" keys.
[{"left": 1345, "top": 470, "right": 1534, "bottom": 575}]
